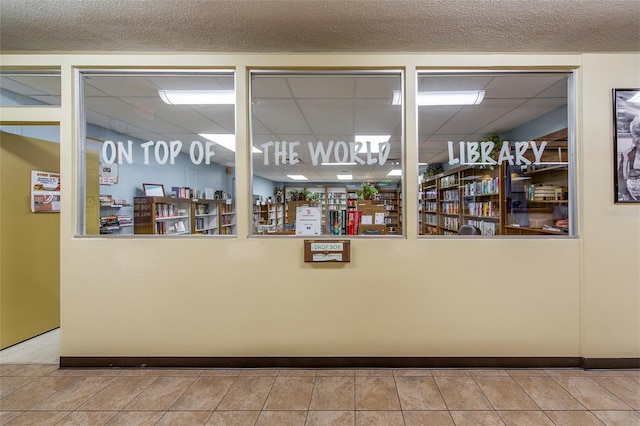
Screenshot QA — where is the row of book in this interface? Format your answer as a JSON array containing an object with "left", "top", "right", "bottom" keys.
[
  {"left": 171, "top": 186, "right": 197, "bottom": 199},
  {"left": 422, "top": 189, "right": 437, "bottom": 199},
  {"left": 156, "top": 220, "right": 187, "bottom": 235},
  {"left": 467, "top": 219, "right": 497, "bottom": 235},
  {"left": 194, "top": 217, "right": 217, "bottom": 232},
  {"left": 462, "top": 177, "right": 500, "bottom": 196},
  {"left": 326, "top": 209, "right": 367, "bottom": 235},
  {"left": 464, "top": 201, "right": 497, "bottom": 217},
  {"left": 441, "top": 189, "right": 459, "bottom": 201},
  {"left": 442, "top": 216, "right": 459, "bottom": 231},
  {"left": 440, "top": 202, "right": 460, "bottom": 215},
  {"left": 440, "top": 175, "right": 458, "bottom": 187}
]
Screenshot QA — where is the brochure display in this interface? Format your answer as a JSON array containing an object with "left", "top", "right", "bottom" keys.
[{"left": 31, "top": 170, "right": 60, "bottom": 213}]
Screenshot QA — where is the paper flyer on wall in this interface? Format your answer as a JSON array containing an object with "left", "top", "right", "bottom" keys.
[
  {"left": 31, "top": 170, "right": 61, "bottom": 213},
  {"left": 295, "top": 206, "right": 321, "bottom": 236}
]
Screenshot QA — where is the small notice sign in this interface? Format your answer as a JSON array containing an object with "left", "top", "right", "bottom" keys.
[
  {"left": 304, "top": 240, "right": 351, "bottom": 263},
  {"left": 296, "top": 206, "right": 322, "bottom": 236}
]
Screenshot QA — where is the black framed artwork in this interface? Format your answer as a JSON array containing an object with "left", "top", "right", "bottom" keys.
[{"left": 613, "top": 89, "right": 640, "bottom": 203}]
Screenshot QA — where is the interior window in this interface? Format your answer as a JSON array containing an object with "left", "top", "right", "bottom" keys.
[
  {"left": 80, "top": 71, "right": 236, "bottom": 236},
  {"left": 250, "top": 71, "right": 404, "bottom": 237},
  {"left": 417, "top": 72, "right": 573, "bottom": 237}
]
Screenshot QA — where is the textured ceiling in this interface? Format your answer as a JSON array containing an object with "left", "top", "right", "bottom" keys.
[{"left": 1, "top": 0, "right": 639, "bottom": 53}]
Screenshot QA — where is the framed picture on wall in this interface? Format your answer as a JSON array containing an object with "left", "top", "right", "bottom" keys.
[
  {"left": 143, "top": 183, "right": 165, "bottom": 197},
  {"left": 613, "top": 88, "right": 640, "bottom": 203}
]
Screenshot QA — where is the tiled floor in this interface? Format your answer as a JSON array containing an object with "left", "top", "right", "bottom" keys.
[
  {"left": 1, "top": 366, "right": 639, "bottom": 425},
  {"left": 1, "top": 333, "right": 639, "bottom": 425}
]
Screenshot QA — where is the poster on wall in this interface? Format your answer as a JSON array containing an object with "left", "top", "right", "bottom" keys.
[
  {"left": 295, "top": 206, "right": 321, "bottom": 236},
  {"left": 31, "top": 170, "right": 61, "bottom": 213},
  {"left": 614, "top": 88, "right": 640, "bottom": 203},
  {"left": 99, "top": 162, "right": 118, "bottom": 185}
]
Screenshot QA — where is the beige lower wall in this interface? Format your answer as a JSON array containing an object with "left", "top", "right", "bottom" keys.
[
  {"left": 581, "top": 54, "right": 640, "bottom": 358},
  {"left": 0, "top": 52, "right": 637, "bottom": 359},
  {"left": 61, "top": 237, "right": 581, "bottom": 356}
]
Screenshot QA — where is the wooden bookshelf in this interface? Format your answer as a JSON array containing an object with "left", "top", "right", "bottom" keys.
[{"left": 133, "top": 196, "right": 191, "bottom": 235}]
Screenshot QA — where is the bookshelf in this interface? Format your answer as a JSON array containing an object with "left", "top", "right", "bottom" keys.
[
  {"left": 133, "top": 196, "right": 191, "bottom": 235},
  {"left": 378, "top": 189, "right": 401, "bottom": 234},
  {"left": 419, "top": 165, "right": 504, "bottom": 236},
  {"left": 99, "top": 195, "right": 133, "bottom": 235},
  {"left": 219, "top": 200, "right": 236, "bottom": 235},
  {"left": 192, "top": 199, "right": 220, "bottom": 235}
]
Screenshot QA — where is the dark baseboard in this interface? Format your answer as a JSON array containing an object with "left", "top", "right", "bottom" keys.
[
  {"left": 60, "top": 356, "right": 597, "bottom": 369},
  {"left": 582, "top": 357, "right": 640, "bottom": 369}
]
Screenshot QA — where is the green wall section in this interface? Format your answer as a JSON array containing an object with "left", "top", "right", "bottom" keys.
[{"left": 0, "top": 131, "right": 60, "bottom": 349}]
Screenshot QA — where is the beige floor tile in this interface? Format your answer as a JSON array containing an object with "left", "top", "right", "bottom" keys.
[
  {"left": 255, "top": 410, "right": 307, "bottom": 426},
  {"left": 309, "top": 376, "right": 354, "bottom": 410},
  {"left": 278, "top": 369, "right": 317, "bottom": 376},
  {"left": 306, "top": 410, "right": 354, "bottom": 426},
  {"left": 506, "top": 370, "right": 549, "bottom": 377},
  {"left": 498, "top": 410, "right": 554, "bottom": 426},
  {"left": 470, "top": 369, "right": 509, "bottom": 377},
  {"left": 393, "top": 369, "right": 432, "bottom": 377},
  {"left": 120, "top": 369, "right": 165, "bottom": 377},
  {"left": 104, "top": 410, "right": 165, "bottom": 425},
  {"left": 593, "top": 376, "right": 640, "bottom": 409},
  {"left": 32, "top": 376, "right": 117, "bottom": 410},
  {"left": 544, "top": 369, "right": 589, "bottom": 377},
  {"left": 3, "top": 365, "right": 59, "bottom": 377},
  {"left": 434, "top": 376, "right": 492, "bottom": 410},
  {"left": 449, "top": 410, "right": 505, "bottom": 425},
  {"left": 355, "top": 376, "right": 400, "bottom": 410},
  {"left": 3, "top": 410, "right": 69, "bottom": 425},
  {"left": 0, "top": 377, "right": 33, "bottom": 398},
  {"left": 592, "top": 410, "right": 640, "bottom": 426},
  {"left": 78, "top": 376, "right": 156, "bottom": 410},
  {"left": 586, "top": 370, "right": 632, "bottom": 377},
  {"left": 156, "top": 410, "right": 212, "bottom": 425},
  {"left": 316, "top": 370, "right": 355, "bottom": 377},
  {"left": 263, "top": 376, "right": 314, "bottom": 410},
  {"left": 403, "top": 410, "right": 454, "bottom": 425},
  {"left": 395, "top": 376, "right": 447, "bottom": 410},
  {"left": 543, "top": 410, "right": 605, "bottom": 425},
  {"left": 355, "top": 410, "right": 404, "bottom": 426},
  {"left": 0, "top": 365, "right": 21, "bottom": 376},
  {"left": 158, "top": 368, "right": 205, "bottom": 376},
  {"left": 430, "top": 369, "right": 471, "bottom": 377},
  {"left": 55, "top": 410, "right": 118, "bottom": 425},
  {"left": 200, "top": 369, "right": 241, "bottom": 376},
  {"left": 475, "top": 377, "right": 539, "bottom": 410},
  {"left": 553, "top": 377, "right": 631, "bottom": 410},
  {"left": 170, "top": 376, "right": 235, "bottom": 411},
  {"left": 0, "top": 376, "right": 76, "bottom": 410},
  {"left": 239, "top": 369, "right": 279, "bottom": 376},
  {"left": 514, "top": 376, "right": 585, "bottom": 410},
  {"left": 354, "top": 369, "right": 393, "bottom": 376},
  {"left": 123, "top": 376, "right": 196, "bottom": 410},
  {"left": 0, "top": 411, "right": 22, "bottom": 425},
  {"left": 49, "top": 369, "right": 123, "bottom": 377},
  {"left": 216, "top": 376, "right": 276, "bottom": 410},
  {"left": 206, "top": 410, "right": 260, "bottom": 425}
]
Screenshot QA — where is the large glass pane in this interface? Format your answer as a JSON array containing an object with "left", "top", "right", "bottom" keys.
[
  {"left": 0, "top": 70, "right": 61, "bottom": 106},
  {"left": 418, "top": 72, "right": 573, "bottom": 237},
  {"left": 250, "top": 71, "right": 403, "bottom": 236},
  {"left": 80, "top": 71, "right": 236, "bottom": 236}
]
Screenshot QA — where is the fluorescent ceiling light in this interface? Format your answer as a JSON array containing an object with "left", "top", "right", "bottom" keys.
[
  {"left": 391, "top": 90, "right": 402, "bottom": 106},
  {"left": 355, "top": 135, "right": 390, "bottom": 153},
  {"left": 321, "top": 162, "right": 357, "bottom": 166},
  {"left": 337, "top": 174, "right": 353, "bottom": 180},
  {"left": 392, "top": 90, "right": 485, "bottom": 106},
  {"left": 199, "top": 133, "right": 262, "bottom": 153},
  {"left": 418, "top": 162, "right": 429, "bottom": 166},
  {"left": 159, "top": 90, "right": 235, "bottom": 105},
  {"left": 387, "top": 169, "right": 402, "bottom": 176},
  {"left": 287, "top": 174, "right": 308, "bottom": 181}
]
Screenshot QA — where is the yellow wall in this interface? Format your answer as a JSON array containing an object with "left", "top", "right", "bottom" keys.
[
  {"left": 0, "top": 131, "right": 60, "bottom": 349},
  {"left": 0, "top": 53, "right": 638, "bottom": 360}
]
